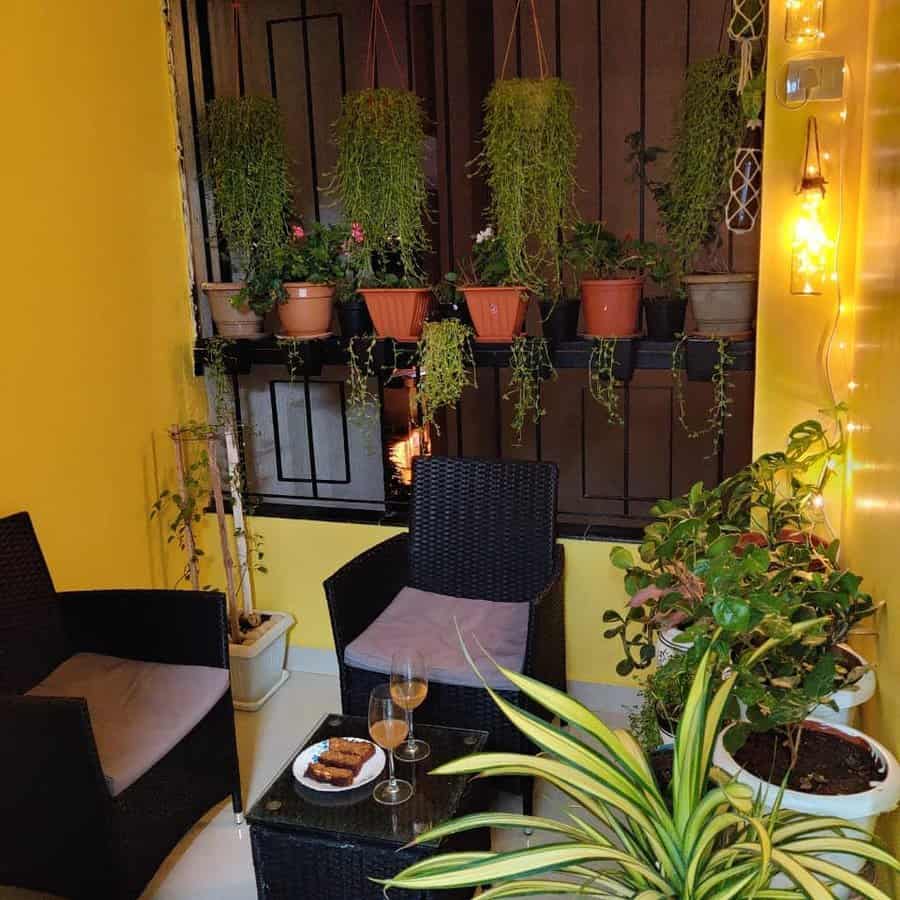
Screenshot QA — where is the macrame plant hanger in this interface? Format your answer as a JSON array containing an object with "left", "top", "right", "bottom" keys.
[
  {"left": 725, "top": 0, "right": 767, "bottom": 234},
  {"left": 499, "top": 0, "right": 552, "bottom": 80},
  {"left": 365, "top": 0, "right": 405, "bottom": 89}
]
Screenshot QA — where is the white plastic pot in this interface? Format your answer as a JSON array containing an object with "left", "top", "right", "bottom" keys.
[
  {"left": 714, "top": 719, "right": 900, "bottom": 896},
  {"left": 654, "top": 626, "right": 694, "bottom": 666},
  {"left": 228, "top": 610, "right": 294, "bottom": 711},
  {"left": 809, "top": 644, "right": 876, "bottom": 727}
]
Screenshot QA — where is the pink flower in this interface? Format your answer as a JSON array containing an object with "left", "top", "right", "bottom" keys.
[
  {"left": 351, "top": 222, "right": 365, "bottom": 244},
  {"left": 291, "top": 224, "right": 306, "bottom": 240}
]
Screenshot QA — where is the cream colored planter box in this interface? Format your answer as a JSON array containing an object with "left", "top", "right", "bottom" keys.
[{"left": 229, "top": 611, "right": 294, "bottom": 711}]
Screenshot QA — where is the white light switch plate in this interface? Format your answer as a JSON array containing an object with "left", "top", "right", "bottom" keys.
[{"left": 785, "top": 56, "right": 846, "bottom": 102}]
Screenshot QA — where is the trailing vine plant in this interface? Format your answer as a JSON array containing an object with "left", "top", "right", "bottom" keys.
[
  {"left": 475, "top": 78, "right": 578, "bottom": 290},
  {"left": 671, "top": 335, "right": 734, "bottom": 454},
  {"left": 504, "top": 336, "right": 556, "bottom": 446},
  {"left": 330, "top": 89, "right": 429, "bottom": 281},
  {"left": 588, "top": 337, "right": 624, "bottom": 426},
  {"left": 346, "top": 334, "right": 380, "bottom": 429},
  {"left": 205, "top": 336, "right": 235, "bottom": 428},
  {"left": 416, "top": 320, "right": 476, "bottom": 432},
  {"left": 277, "top": 337, "right": 304, "bottom": 383}
]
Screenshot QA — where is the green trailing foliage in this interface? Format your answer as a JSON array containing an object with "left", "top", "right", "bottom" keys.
[
  {"left": 279, "top": 221, "right": 355, "bottom": 286},
  {"left": 588, "top": 337, "right": 624, "bottom": 426},
  {"left": 563, "top": 221, "right": 673, "bottom": 286},
  {"left": 380, "top": 636, "right": 900, "bottom": 899},
  {"left": 416, "top": 320, "right": 476, "bottom": 431},
  {"left": 504, "top": 336, "right": 556, "bottom": 446},
  {"left": 276, "top": 338, "right": 305, "bottom": 383},
  {"left": 205, "top": 96, "right": 291, "bottom": 293},
  {"left": 476, "top": 78, "right": 578, "bottom": 292},
  {"left": 346, "top": 334, "right": 380, "bottom": 428},
  {"left": 330, "top": 88, "right": 429, "bottom": 281}
]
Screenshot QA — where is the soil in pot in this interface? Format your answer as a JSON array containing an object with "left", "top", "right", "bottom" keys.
[
  {"left": 235, "top": 612, "right": 273, "bottom": 646},
  {"left": 734, "top": 726, "right": 886, "bottom": 796},
  {"left": 338, "top": 298, "right": 373, "bottom": 339},
  {"left": 540, "top": 298, "right": 580, "bottom": 344},
  {"left": 650, "top": 748, "right": 674, "bottom": 789},
  {"left": 644, "top": 297, "right": 687, "bottom": 341}
]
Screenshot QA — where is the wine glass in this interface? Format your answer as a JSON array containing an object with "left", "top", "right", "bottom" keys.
[
  {"left": 368, "top": 684, "right": 413, "bottom": 805},
  {"left": 390, "top": 650, "right": 430, "bottom": 762}
]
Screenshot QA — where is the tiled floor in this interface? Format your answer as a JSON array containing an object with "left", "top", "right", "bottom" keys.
[{"left": 1, "top": 673, "right": 628, "bottom": 900}]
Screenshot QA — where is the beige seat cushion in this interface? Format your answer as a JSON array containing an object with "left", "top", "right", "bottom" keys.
[{"left": 28, "top": 652, "right": 229, "bottom": 796}]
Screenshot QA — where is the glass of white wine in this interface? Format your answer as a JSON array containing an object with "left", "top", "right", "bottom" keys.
[
  {"left": 368, "top": 684, "right": 413, "bottom": 805},
  {"left": 390, "top": 650, "right": 430, "bottom": 762}
]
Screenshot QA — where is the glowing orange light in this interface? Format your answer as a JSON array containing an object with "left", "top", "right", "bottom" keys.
[
  {"left": 786, "top": 0, "right": 824, "bottom": 42},
  {"left": 791, "top": 190, "right": 832, "bottom": 294}
]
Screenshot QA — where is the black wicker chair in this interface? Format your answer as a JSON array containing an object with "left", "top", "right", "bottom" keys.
[
  {"left": 325, "top": 457, "right": 565, "bottom": 815},
  {"left": 0, "top": 511, "right": 242, "bottom": 900}
]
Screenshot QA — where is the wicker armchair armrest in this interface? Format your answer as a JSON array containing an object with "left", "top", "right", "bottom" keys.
[
  {"left": 58, "top": 589, "right": 230, "bottom": 669},
  {"left": 524, "top": 545, "right": 566, "bottom": 695},
  {"left": 324, "top": 533, "right": 410, "bottom": 653}
]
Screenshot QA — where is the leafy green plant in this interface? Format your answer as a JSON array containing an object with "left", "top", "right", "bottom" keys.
[
  {"left": 331, "top": 88, "right": 429, "bottom": 281},
  {"left": 205, "top": 96, "right": 291, "bottom": 299},
  {"left": 457, "top": 226, "right": 514, "bottom": 287},
  {"left": 416, "top": 320, "right": 476, "bottom": 431},
  {"left": 204, "top": 336, "right": 235, "bottom": 428},
  {"left": 504, "top": 336, "right": 556, "bottom": 445},
  {"left": 346, "top": 334, "right": 380, "bottom": 427},
  {"left": 280, "top": 221, "right": 357, "bottom": 285},
  {"left": 276, "top": 338, "right": 304, "bottom": 383},
  {"left": 476, "top": 78, "right": 577, "bottom": 291},
  {"left": 564, "top": 221, "right": 672, "bottom": 288},
  {"left": 588, "top": 337, "right": 624, "bottom": 425},
  {"left": 631, "top": 57, "right": 744, "bottom": 274},
  {"left": 672, "top": 336, "right": 734, "bottom": 455},
  {"left": 380, "top": 638, "right": 900, "bottom": 899}
]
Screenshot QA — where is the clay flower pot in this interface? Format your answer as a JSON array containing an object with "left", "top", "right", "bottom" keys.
[
  {"left": 683, "top": 273, "right": 757, "bottom": 335},
  {"left": 580, "top": 278, "right": 643, "bottom": 337},
  {"left": 359, "top": 288, "right": 431, "bottom": 341},
  {"left": 461, "top": 286, "right": 528, "bottom": 342},
  {"left": 202, "top": 282, "right": 264, "bottom": 339},
  {"left": 278, "top": 282, "right": 335, "bottom": 338}
]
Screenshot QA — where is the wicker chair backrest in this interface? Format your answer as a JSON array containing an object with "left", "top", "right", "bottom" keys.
[
  {"left": 408, "top": 457, "right": 558, "bottom": 602},
  {"left": 0, "top": 512, "right": 71, "bottom": 693}
]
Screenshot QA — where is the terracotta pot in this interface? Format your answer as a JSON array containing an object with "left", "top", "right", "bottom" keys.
[
  {"left": 461, "top": 286, "right": 528, "bottom": 342},
  {"left": 202, "top": 282, "right": 264, "bottom": 339},
  {"left": 359, "top": 288, "right": 431, "bottom": 341},
  {"left": 278, "top": 282, "right": 335, "bottom": 338},
  {"left": 684, "top": 273, "right": 757, "bottom": 335},
  {"left": 580, "top": 278, "right": 643, "bottom": 337}
]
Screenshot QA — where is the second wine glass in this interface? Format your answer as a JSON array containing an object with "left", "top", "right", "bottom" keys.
[{"left": 390, "top": 650, "right": 430, "bottom": 762}]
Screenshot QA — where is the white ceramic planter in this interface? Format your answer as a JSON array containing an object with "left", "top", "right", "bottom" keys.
[
  {"left": 809, "top": 644, "right": 876, "bottom": 727},
  {"left": 654, "top": 626, "right": 693, "bottom": 667},
  {"left": 714, "top": 719, "right": 900, "bottom": 896},
  {"left": 229, "top": 610, "right": 294, "bottom": 712}
]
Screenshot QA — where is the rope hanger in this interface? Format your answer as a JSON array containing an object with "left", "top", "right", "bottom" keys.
[
  {"left": 499, "top": 0, "right": 551, "bottom": 80},
  {"left": 365, "top": 0, "right": 405, "bottom": 89}
]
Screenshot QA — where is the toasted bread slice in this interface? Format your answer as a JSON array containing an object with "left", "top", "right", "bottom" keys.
[
  {"left": 318, "top": 750, "right": 364, "bottom": 776},
  {"left": 328, "top": 738, "right": 375, "bottom": 763},
  {"left": 305, "top": 762, "right": 355, "bottom": 787}
]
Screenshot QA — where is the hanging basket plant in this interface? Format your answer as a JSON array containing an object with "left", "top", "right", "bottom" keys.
[
  {"left": 416, "top": 320, "right": 476, "bottom": 431},
  {"left": 331, "top": 88, "right": 429, "bottom": 282},
  {"left": 477, "top": 77, "right": 578, "bottom": 291}
]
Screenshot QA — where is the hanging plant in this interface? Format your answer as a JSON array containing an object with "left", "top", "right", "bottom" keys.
[
  {"left": 476, "top": 77, "right": 578, "bottom": 290},
  {"left": 331, "top": 89, "right": 429, "bottom": 282},
  {"left": 205, "top": 96, "right": 291, "bottom": 278},
  {"left": 416, "top": 320, "right": 476, "bottom": 431},
  {"left": 504, "top": 336, "right": 556, "bottom": 446},
  {"left": 346, "top": 334, "right": 380, "bottom": 427},
  {"left": 672, "top": 335, "right": 734, "bottom": 454},
  {"left": 588, "top": 338, "right": 624, "bottom": 426},
  {"left": 276, "top": 338, "right": 305, "bottom": 383}
]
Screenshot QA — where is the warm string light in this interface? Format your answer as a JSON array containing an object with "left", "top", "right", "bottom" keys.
[
  {"left": 791, "top": 189, "right": 833, "bottom": 293},
  {"left": 785, "top": 0, "right": 825, "bottom": 43}
]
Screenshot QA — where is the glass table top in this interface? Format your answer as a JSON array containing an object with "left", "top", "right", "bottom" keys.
[{"left": 247, "top": 714, "right": 489, "bottom": 848}]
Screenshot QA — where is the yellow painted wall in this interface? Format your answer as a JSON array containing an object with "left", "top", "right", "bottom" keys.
[
  {"left": 0, "top": 3, "right": 202, "bottom": 587},
  {"left": 757, "top": 0, "right": 900, "bottom": 866}
]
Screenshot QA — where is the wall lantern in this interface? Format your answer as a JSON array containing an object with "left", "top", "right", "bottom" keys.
[{"left": 785, "top": 0, "right": 826, "bottom": 43}]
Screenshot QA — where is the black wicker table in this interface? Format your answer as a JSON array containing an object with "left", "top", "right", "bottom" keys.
[{"left": 248, "top": 714, "right": 491, "bottom": 900}]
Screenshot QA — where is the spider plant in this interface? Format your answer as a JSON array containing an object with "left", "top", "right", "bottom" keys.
[{"left": 379, "top": 633, "right": 899, "bottom": 899}]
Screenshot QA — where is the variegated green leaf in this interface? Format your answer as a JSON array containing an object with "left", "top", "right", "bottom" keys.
[{"left": 783, "top": 852, "right": 895, "bottom": 900}]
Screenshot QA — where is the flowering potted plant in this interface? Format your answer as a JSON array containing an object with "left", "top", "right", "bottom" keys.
[
  {"left": 457, "top": 226, "right": 528, "bottom": 342},
  {"left": 202, "top": 96, "right": 291, "bottom": 338},
  {"left": 330, "top": 88, "right": 431, "bottom": 341},
  {"left": 276, "top": 221, "right": 361, "bottom": 338}
]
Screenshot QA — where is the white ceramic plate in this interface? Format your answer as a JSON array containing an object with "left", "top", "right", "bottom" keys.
[{"left": 292, "top": 738, "right": 385, "bottom": 792}]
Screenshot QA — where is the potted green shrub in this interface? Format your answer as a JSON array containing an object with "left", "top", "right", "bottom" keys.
[
  {"left": 331, "top": 88, "right": 431, "bottom": 341},
  {"left": 380, "top": 638, "right": 900, "bottom": 897},
  {"left": 276, "top": 221, "right": 358, "bottom": 338},
  {"left": 202, "top": 96, "right": 291, "bottom": 338},
  {"left": 468, "top": 76, "right": 577, "bottom": 336},
  {"left": 636, "top": 57, "right": 754, "bottom": 335},
  {"left": 458, "top": 226, "right": 528, "bottom": 342}
]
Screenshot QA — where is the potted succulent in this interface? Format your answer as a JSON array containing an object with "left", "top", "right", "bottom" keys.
[
  {"left": 458, "top": 226, "right": 528, "bottom": 342},
  {"left": 330, "top": 88, "right": 431, "bottom": 341},
  {"left": 202, "top": 96, "right": 291, "bottom": 338},
  {"left": 380, "top": 639, "right": 900, "bottom": 897},
  {"left": 276, "top": 221, "right": 360, "bottom": 338}
]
